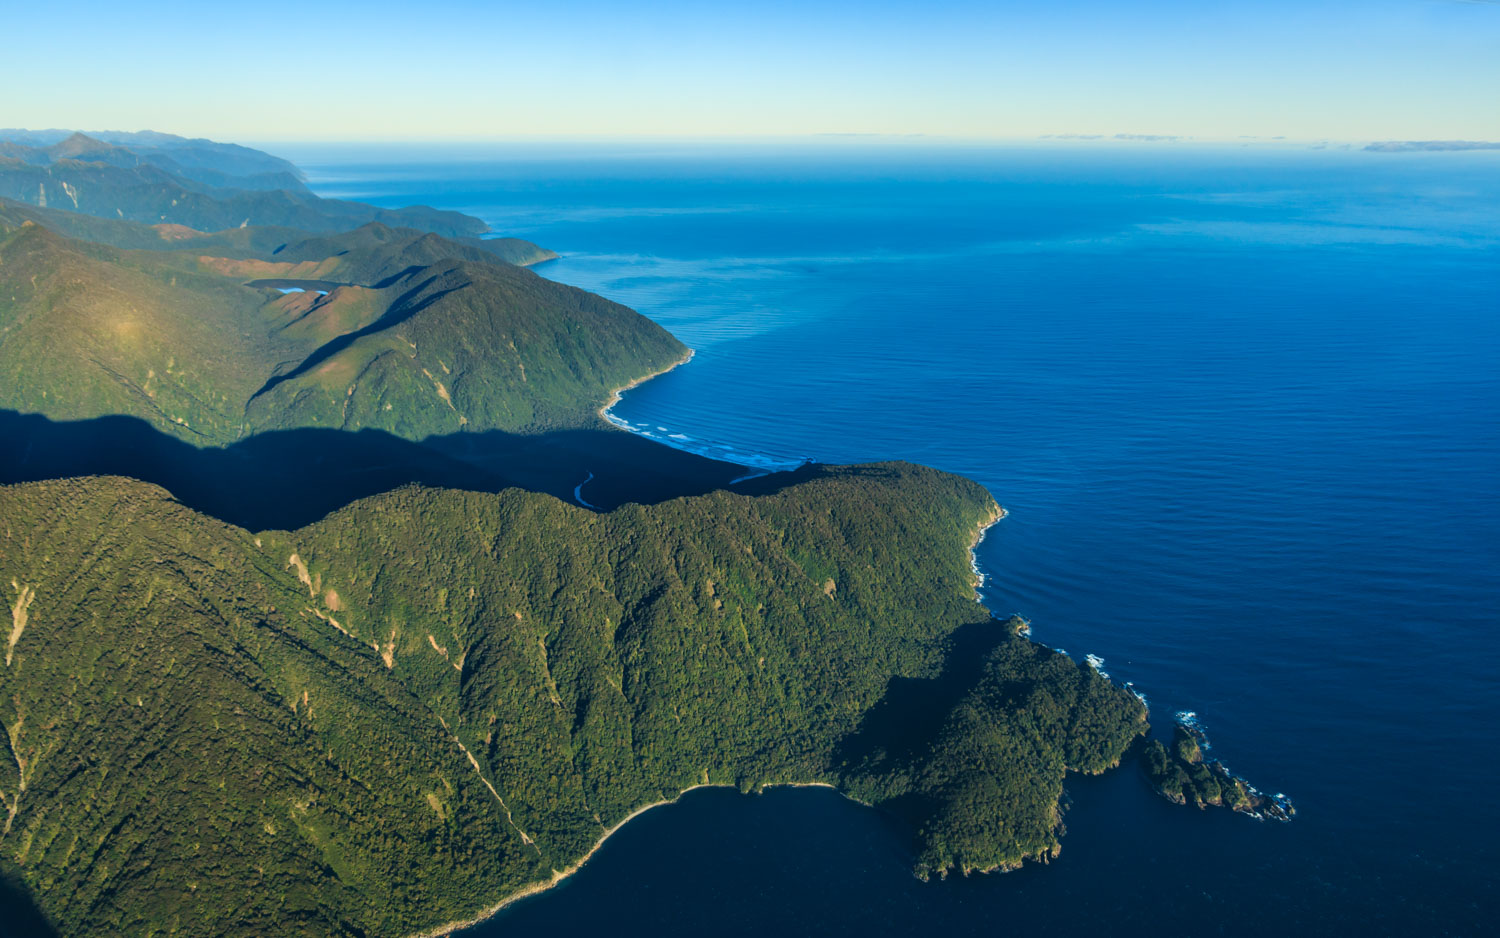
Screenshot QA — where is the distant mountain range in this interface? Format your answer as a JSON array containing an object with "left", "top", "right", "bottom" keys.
[
  {"left": 0, "top": 128, "right": 306, "bottom": 188},
  {"left": 0, "top": 131, "right": 488, "bottom": 237}
]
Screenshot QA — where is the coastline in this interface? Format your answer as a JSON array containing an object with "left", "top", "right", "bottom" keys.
[
  {"left": 598, "top": 347, "right": 696, "bottom": 424},
  {"left": 408, "top": 506, "right": 1013, "bottom": 938},
  {"left": 597, "top": 347, "right": 808, "bottom": 481},
  {"left": 969, "top": 502, "right": 1009, "bottom": 598},
  {"left": 404, "top": 780, "right": 858, "bottom": 938}
]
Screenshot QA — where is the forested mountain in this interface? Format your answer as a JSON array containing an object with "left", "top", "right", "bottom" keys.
[
  {"left": 0, "top": 132, "right": 486, "bottom": 238},
  {"left": 0, "top": 198, "right": 556, "bottom": 266},
  {"left": 0, "top": 129, "right": 307, "bottom": 191},
  {"left": 0, "top": 467, "right": 1143, "bottom": 938},
  {"left": 0, "top": 129, "right": 1160, "bottom": 938},
  {"left": 0, "top": 217, "right": 670, "bottom": 443}
]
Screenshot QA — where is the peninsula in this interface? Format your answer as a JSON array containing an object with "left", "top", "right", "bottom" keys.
[{"left": 1, "top": 131, "right": 1174, "bottom": 938}]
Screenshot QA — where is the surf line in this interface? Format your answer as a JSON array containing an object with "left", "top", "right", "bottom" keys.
[
  {"left": 600, "top": 348, "right": 811, "bottom": 484},
  {"left": 573, "top": 471, "right": 600, "bottom": 510}
]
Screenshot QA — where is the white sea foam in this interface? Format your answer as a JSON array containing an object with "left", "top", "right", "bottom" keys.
[
  {"left": 1173, "top": 711, "right": 1214, "bottom": 755},
  {"left": 1084, "top": 653, "right": 1110, "bottom": 679},
  {"left": 968, "top": 507, "right": 1006, "bottom": 599},
  {"left": 603, "top": 396, "right": 805, "bottom": 479}
]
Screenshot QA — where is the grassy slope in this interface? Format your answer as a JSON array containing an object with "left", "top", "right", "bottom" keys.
[{"left": 0, "top": 466, "right": 1144, "bottom": 937}]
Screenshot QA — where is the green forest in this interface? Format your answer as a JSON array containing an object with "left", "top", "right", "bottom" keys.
[
  {"left": 0, "top": 212, "right": 680, "bottom": 444},
  {"left": 0, "top": 468, "right": 1145, "bottom": 937},
  {"left": 0, "top": 129, "right": 1161, "bottom": 938}
]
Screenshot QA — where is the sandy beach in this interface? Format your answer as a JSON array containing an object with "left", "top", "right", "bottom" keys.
[{"left": 404, "top": 779, "right": 865, "bottom": 938}]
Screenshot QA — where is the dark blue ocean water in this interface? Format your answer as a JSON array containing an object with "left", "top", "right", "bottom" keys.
[{"left": 288, "top": 143, "right": 1500, "bottom": 935}]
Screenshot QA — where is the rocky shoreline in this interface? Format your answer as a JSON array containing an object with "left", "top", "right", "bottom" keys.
[{"left": 1142, "top": 719, "right": 1294, "bottom": 822}]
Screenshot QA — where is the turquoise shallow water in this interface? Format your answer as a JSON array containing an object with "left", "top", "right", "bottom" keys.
[{"left": 291, "top": 143, "right": 1500, "bottom": 935}]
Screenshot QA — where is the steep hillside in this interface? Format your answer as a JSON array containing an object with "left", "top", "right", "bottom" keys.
[
  {"left": 0, "top": 466, "right": 1145, "bottom": 937},
  {"left": 0, "top": 222, "right": 277, "bottom": 442},
  {"left": 241, "top": 257, "right": 679, "bottom": 437},
  {"left": 0, "top": 220, "right": 672, "bottom": 443}
]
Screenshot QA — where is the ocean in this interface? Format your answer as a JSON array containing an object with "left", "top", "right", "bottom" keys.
[{"left": 286, "top": 141, "right": 1499, "bottom": 935}]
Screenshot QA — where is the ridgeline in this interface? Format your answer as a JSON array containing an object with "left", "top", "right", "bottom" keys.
[
  {"left": 0, "top": 469, "right": 1144, "bottom": 937},
  {"left": 0, "top": 130, "right": 1157, "bottom": 938}
]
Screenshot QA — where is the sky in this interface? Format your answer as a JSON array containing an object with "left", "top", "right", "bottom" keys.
[{"left": 3, "top": 0, "right": 1497, "bottom": 142}]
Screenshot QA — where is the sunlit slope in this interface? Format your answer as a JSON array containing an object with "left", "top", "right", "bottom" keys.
[
  {"left": 0, "top": 465, "right": 1144, "bottom": 937},
  {"left": 0, "top": 478, "right": 542, "bottom": 937},
  {"left": 241, "top": 257, "right": 682, "bottom": 436},
  {"left": 0, "top": 222, "right": 275, "bottom": 442},
  {"left": 0, "top": 219, "right": 678, "bottom": 442}
]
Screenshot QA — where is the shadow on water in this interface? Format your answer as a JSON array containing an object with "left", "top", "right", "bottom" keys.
[
  {"left": 0, "top": 409, "right": 825, "bottom": 531},
  {"left": 0, "top": 864, "right": 56, "bottom": 938}
]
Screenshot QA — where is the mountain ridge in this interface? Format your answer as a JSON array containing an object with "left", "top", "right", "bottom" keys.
[
  {"left": 0, "top": 469, "right": 1145, "bottom": 938},
  {"left": 0, "top": 216, "right": 656, "bottom": 445},
  {"left": 0, "top": 131, "right": 488, "bottom": 238},
  {"left": 0, "top": 130, "right": 1159, "bottom": 938}
]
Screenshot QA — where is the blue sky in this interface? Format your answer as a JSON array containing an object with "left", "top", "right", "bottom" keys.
[{"left": 5, "top": 0, "right": 1496, "bottom": 141}]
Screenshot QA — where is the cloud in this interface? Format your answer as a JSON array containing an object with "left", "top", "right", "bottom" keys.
[
  {"left": 1365, "top": 140, "right": 1500, "bottom": 151},
  {"left": 1040, "top": 133, "right": 1185, "bottom": 142}
]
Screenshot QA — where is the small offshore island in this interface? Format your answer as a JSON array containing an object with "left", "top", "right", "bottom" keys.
[
  {"left": 0, "top": 131, "right": 1276, "bottom": 938},
  {"left": 1143, "top": 719, "right": 1294, "bottom": 821}
]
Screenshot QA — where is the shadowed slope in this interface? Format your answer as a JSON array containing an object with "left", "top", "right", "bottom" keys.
[{"left": 0, "top": 863, "right": 55, "bottom": 938}]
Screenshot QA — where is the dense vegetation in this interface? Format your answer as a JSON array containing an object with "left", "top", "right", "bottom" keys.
[
  {"left": 0, "top": 129, "right": 1164, "bottom": 938},
  {"left": 0, "top": 198, "right": 555, "bottom": 267},
  {"left": 0, "top": 217, "right": 678, "bottom": 443},
  {"left": 845, "top": 634, "right": 1146, "bottom": 877},
  {"left": 1141, "top": 724, "right": 1292, "bottom": 820},
  {"left": 0, "top": 467, "right": 1145, "bottom": 937}
]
